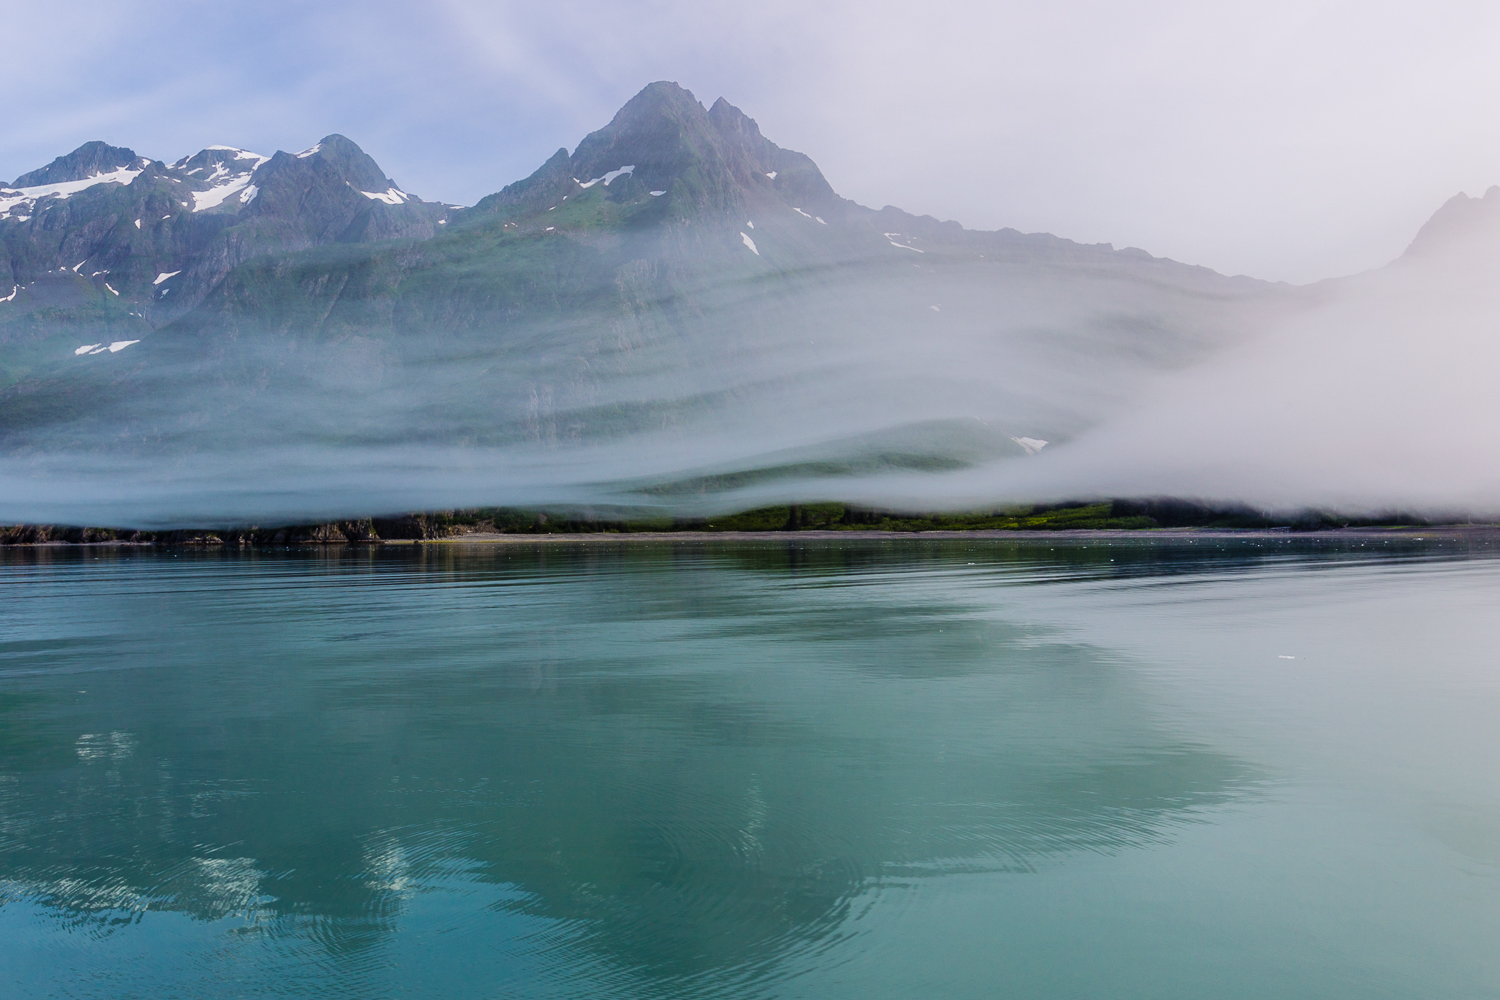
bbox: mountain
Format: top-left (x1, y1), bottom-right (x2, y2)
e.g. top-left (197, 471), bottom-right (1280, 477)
top-left (1402, 185), bottom-right (1500, 259)
top-left (0, 133), bottom-right (448, 346)
top-left (0, 82), bottom-right (1306, 526)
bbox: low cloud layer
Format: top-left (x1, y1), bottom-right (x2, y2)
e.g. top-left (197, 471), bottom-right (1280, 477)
top-left (3, 188), bottom-right (1497, 527)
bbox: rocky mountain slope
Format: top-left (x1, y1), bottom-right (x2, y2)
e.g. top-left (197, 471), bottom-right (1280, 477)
top-left (0, 135), bottom-right (449, 347)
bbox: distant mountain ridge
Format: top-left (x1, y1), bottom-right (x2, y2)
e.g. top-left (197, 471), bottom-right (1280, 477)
top-left (0, 133), bottom-right (448, 343)
top-left (1403, 184), bottom-right (1500, 258)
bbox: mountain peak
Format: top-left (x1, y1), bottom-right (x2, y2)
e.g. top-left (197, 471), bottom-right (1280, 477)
top-left (707, 97), bottom-right (762, 142)
top-left (11, 141), bottom-right (143, 187)
top-left (521, 81), bottom-right (836, 216)
top-left (569, 81), bottom-right (716, 189)
top-left (283, 134), bottom-right (397, 194)
top-left (608, 80), bottom-right (709, 126)
top-left (1404, 185), bottom-right (1500, 258)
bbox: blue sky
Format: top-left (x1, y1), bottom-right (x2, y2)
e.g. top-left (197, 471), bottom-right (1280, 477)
top-left (5, 0), bottom-right (1499, 283)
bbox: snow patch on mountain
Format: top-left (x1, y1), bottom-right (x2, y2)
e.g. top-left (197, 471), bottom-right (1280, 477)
top-left (1010, 436), bottom-right (1049, 455)
top-left (0, 166), bottom-right (144, 216)
top-left (575, 165), bottom-right (635, 189)
top-left (182, 149), bottom-right (270, 213)
top-left (740, 232), bottom-right (759, 255)
top-left (884, 233), bottom-right (924, 253)
top-left (361, 188), bottom-right (410, 205)
top-left (153, 271), bottom-right (180, 285)
top-left (193, 176), bottom-right (255, 211)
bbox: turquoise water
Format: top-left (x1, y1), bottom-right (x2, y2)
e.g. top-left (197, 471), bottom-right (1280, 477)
top-left (1, 539), bottom-right (1497, 998)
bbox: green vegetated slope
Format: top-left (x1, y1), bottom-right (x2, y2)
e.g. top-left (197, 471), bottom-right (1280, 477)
top-left (383, 498), bottom-right (1381, 536)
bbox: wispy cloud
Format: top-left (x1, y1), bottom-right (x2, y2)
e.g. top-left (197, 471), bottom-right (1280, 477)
top-left (6, 2), bottom-right (1499, 281)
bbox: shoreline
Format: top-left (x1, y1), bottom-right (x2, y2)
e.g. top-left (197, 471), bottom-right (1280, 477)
top-left (5, 525), bottom-right (1500, 548)
top-left (397, 525), bottom-right (1500, 544)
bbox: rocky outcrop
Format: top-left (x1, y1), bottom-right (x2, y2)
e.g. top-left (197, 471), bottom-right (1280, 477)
top-left (0, 134), bottom-right (449, 339)
top-left (0, 524), bottom-right (149, 544)
top-left (1, 518), bottom-right (383, 545)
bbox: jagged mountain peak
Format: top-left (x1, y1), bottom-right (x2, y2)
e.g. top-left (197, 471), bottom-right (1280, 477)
top-left (172, 145), bottom-right (270, 173)
top-left (707, 97), bottom-right (761, 141)
top-left (1403, 185), bottom-right (1500, 259)
top-left (277, 134), bottom-right (401, 195)
top-left (11, 141), bottom-right (147, 188)
top-left (480, 81), bottom-right (840, 218)
top-left (568, 81), bottom-right (724, 193)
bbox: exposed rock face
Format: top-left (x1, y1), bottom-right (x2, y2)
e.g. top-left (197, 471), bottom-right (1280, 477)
top-left (10, 142), bottom-right (145, 187)
top-left (0, 519), bottom-right (387, 545)
top-left (0, 524), bottom-right (147, 544)
top-left (0, 134), bottom-right (449, 337)
top-left (370, 514), bottom-right (453, 540)
top-left (0, 515), bottom-right (481, 544)
top-left (473, 82), bottom-right (842, 222)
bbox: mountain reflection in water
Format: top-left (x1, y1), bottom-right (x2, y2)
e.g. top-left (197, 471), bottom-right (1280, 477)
top-left (2, 538), bottom-right (1491, 998)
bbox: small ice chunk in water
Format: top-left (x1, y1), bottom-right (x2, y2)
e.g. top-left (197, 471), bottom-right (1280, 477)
top-left (740, 232), bottom-right (759, 255)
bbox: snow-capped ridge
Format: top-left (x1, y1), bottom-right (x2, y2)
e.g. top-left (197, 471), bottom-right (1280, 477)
top-left (0, 166), bottom-right (145, 217)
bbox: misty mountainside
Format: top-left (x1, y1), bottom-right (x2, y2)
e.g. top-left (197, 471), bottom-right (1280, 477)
top-left (1, 82), bottom-right (1307, 525)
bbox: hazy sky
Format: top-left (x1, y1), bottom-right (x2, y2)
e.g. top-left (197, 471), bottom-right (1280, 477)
top-left (4, 0), bottom-right (1498, 283)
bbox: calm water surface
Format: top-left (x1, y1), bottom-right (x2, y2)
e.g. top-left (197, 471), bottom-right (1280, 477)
top-left (1, 538), bottom-right (1497, 998)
